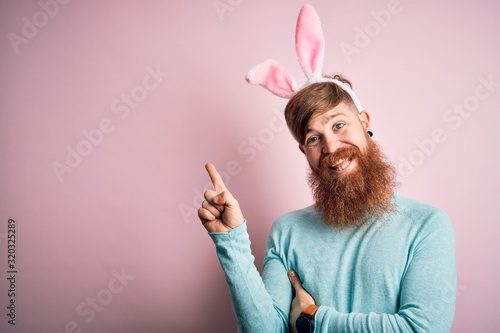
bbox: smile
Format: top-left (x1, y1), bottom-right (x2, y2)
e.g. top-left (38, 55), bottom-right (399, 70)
top-left (329, 158), bottom-right (351, 170)
top-left (328, 157), bottom-right (356, 174)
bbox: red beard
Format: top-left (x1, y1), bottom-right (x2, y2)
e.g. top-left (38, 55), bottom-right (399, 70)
top-left (308, 139), bottom-right (397, 228)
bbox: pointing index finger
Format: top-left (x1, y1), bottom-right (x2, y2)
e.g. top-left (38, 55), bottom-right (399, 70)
top-left (205, 163), bottom-right (227, 192)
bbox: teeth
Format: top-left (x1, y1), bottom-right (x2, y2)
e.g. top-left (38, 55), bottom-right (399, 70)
top-left (337, 159), bottom-right (351, 170)
top-left (330, 158), bottom-right (351, 171)
top-left (331, 158), bottom-right (346, 167)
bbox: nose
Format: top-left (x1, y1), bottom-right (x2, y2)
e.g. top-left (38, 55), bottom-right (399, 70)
top-left (321, 133), bottom-right (341, 155)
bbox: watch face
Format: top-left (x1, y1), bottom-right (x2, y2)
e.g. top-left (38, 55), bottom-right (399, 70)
top-left (296, 314), bottom-right (313, 333)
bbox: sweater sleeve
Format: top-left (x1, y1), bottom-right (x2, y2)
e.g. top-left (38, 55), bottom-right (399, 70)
top-left (209, 222), bottom-right (292, 333)
top-left (313, 210), bottom-right (457, 333)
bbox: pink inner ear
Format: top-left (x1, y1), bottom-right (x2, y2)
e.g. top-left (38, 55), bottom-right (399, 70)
top-left (295, 4), bottom-right (325, 79)
top-left (246, 59), bottom-right (296, 98)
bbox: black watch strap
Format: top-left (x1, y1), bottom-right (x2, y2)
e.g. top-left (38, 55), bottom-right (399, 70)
top-left (296, 305), bottom-right (319, 333)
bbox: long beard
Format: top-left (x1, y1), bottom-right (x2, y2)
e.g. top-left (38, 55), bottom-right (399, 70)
top-left (308, 140), bottom-right (397, 228)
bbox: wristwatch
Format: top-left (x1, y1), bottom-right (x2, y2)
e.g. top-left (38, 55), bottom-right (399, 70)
top-left (296, 304), bottom-right (319, 333)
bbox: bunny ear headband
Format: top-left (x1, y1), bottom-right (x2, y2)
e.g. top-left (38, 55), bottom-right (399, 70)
top-left (245, 4), bottom-right (363, 112)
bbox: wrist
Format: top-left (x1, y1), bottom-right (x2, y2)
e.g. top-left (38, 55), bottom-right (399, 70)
top-left (208, 220), bottom-right (247, 235)
top-left (303, 304), bottom-right (319, 315)
top-left (296, 304), bottom-right (319, 333)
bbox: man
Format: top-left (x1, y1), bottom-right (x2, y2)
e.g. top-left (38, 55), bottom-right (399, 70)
top-left (198, 5), bottom-right (456, 333)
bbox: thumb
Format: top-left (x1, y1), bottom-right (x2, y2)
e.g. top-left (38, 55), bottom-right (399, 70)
top-left (213, 190), bottom-right (232, 207)
top-left (288, 270), bottom-right (304, 291)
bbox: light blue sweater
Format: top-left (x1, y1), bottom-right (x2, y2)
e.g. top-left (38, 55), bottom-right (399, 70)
top-left (210, 193), bottom-right (456, 332)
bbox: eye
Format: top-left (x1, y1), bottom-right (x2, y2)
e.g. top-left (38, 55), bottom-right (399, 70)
top-left (334, 122), bottom-right (345, 131)
top-left (306, 136), bottom-right (320, 146)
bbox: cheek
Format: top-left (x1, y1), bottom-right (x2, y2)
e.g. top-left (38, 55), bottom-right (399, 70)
top-left (357, 134), bottom-right (369, 151)
top-left (346, 128), bottom-right (368, 149)
top-left (304, 150), bottom-right (321, 168)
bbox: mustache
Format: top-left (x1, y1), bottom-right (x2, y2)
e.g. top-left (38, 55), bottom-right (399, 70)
top-left (319, 146), bottom-right (361, 169)
top-left (308, 140), bottom-right (397, 227)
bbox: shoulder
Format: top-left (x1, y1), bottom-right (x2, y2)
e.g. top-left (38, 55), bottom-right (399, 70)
top-left (267, 205), bottom-right (322, 237)
top-left (272, 205), bottom-right (319, 228)
top-left (394, 193), bottom-right (453, 235)
top-left (265, 205), bottom-right (326, 252)
top-left (276, 205), bottom-right (318, 222)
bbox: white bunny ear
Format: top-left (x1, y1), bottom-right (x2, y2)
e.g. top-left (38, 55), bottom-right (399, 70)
top-left (295, 4), bottom-right (325, 80)
top-left (245, 59), bottom-right (298, 99)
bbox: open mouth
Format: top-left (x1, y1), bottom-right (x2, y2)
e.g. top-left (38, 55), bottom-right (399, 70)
top-left (328, 157), bottom-right (353, 172)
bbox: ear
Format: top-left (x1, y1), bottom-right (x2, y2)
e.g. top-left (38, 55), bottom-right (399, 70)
top-left (299, 144), bottom-right (306, 155)
top-left (359, 110), bottom-right (371, 131)
top-left (246, 59), bottom-right (298, 98)
top-left (295, 4), bottom-right (325, 79)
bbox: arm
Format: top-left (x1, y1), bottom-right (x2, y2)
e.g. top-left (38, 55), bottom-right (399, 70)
top-left (210, 223), bottom-right (291, 333)
top-left (289, 212), bottom-right (456, 333)
top-left (199, 163), bottom-right (291, 333)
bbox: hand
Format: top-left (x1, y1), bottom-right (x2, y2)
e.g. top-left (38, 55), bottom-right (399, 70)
top-left (288, 270), bottom-right (316, 333)
top-left (198, 163), bottom-right (244, 233)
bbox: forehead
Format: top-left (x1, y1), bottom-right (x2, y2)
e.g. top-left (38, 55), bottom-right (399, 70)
top-left (307, 102), bottom-right (359, 130)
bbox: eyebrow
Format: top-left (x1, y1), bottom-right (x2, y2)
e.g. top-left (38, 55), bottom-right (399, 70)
top-left (306, 112), bottom-right (350, 133)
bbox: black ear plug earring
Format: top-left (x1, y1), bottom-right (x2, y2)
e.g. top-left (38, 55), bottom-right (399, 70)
top-left (367, 130), bottom-right (373, 137)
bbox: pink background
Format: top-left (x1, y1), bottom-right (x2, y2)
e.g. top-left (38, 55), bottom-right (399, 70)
top-left (1, 0), bottom-right (499, 332)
